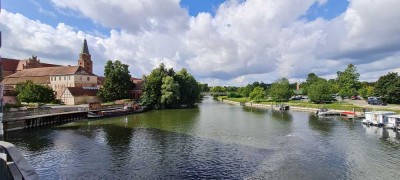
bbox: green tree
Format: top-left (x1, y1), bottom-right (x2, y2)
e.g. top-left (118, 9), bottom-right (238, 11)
top-left (98, 60), bottom-right (135, 102)
top-left (374, 72), bottom-right (400, 104)
top-left (308, 79), bottom-right (333, 103)
top-left (141, 63), bottom-right (169, 109)
top-left (175, 68), bottom-right (201, 107)
top-left (142, 64), bottom-right (201, 109)
top-left (358, 85), bottom-right (374, 100)
top-left (211, 86), bottom-right (226, 92)
top-left (249, 87), bottom-right (266, 102)
top-left (301, 73), bottom-right (324, 94)
top-left (16, 81), bottom-right (55, 103)
top-left (161, 76), bottom-right (180, 108)
top-left (199, 83), bottom-right (210, 92)
top-left (336, 64), bottom-right (360, 98)
top-left (268, 78), bottom-right (293, 102)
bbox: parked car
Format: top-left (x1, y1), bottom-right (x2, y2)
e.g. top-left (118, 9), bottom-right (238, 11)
top-left (351, 95), bottom-right (360, 100)
top-left (367, 97), bottom-right (386, 106)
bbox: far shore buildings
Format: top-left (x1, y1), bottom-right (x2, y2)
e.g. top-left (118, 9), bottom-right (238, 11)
top-left (0, 39), bottom-right (143, 105)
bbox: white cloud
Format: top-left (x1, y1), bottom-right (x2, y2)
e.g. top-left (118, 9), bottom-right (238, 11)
top-left (1, 0), bottom-right (400, 85)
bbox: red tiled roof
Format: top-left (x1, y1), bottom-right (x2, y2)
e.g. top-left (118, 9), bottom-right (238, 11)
top-left (65, 87), bottom-right (98, 97)
top-left (7, 66), bottom-right (95, 77)
top-left (0, 58), bottom-right (20, 71)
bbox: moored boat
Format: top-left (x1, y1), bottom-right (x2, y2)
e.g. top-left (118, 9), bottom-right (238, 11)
top-left (386, 115), bottom-right (400, 129)
top-left (88, 106), bottom-right (144, 119)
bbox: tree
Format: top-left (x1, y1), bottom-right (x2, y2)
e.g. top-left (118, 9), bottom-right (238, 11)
top-left (199, 83), bottom-right (210, 92)
top-left (161, 76), bottom-right (180, 108)
top-left (374, 72), bottom-right (400, 104)
top-left (268, 78), bottom-right (293, 102)
top-left (308, 79), bottom-right (333, 103)
top-left (174, 68), bottom-right (201, 107)
top-left (336, 64), bottom-right (360, 98)
top-left (141, 63), bottom-right (169, 109)
top-left (142, 64), bottom-right (201, 109)
top-left (16, 81), bottom-right (55, 103)
top-left (249, 87), bottom-right (266, 102)
top-left (358, 85), bottom-right (374, 100)
top-left (301, 73), bottom-right (324, 94)
top-left (98, 60), bottom-right (135, 102)
top-left (210, 86), bottom-right (226, 94)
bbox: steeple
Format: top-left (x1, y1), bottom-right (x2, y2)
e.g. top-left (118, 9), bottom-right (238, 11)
top-left (78, 38), bottom-right (93, 73)
top-left (81, 39), bottom-right (90, 55)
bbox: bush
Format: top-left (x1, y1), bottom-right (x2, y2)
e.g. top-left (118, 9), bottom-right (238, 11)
top-left (227, 92), bottom-right (242, 98)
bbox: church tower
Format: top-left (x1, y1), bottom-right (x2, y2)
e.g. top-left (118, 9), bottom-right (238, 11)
top-left (78, 39), bottom-right (93, 73)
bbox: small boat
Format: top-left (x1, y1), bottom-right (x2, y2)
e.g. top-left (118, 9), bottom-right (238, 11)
top-left (316, 108), bottom-right (340, 117)
top-left (88, 106), bottom-right (144, 119)
top-left (340, 111), bottom-right (357, 118)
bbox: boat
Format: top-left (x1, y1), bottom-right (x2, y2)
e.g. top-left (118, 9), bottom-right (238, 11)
top-left (87, 106), bottom-right (144, 119)
top-left (386, 114), bottom-right (400, 129)
top-left (361, 111), bottom-right (396, 126)
top-left (316, 108), bottom-right (341, 117)
top-left (340, 111), bottom-right (357, 118)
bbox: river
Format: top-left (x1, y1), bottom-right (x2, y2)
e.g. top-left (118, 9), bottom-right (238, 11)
top-left (4, 96), bottom-right (400, 179)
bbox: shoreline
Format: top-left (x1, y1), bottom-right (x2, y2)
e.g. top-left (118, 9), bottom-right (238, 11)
top-left (218, 98), bottom-right (365, 115)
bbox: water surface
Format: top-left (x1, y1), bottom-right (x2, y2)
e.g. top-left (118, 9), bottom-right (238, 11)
top-left (5, 96), bottom-right (400, 179)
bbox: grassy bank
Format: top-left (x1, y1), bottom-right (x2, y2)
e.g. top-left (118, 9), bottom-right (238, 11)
top-left (218, 96), bottom-right (400, 113)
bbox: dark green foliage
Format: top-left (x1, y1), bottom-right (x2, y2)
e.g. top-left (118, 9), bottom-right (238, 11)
top-left (98, 60), bottom-right (135, 102)
top-left (199, 83), bottom-right (210, 92)
top-left (211, 86), bottom-right (226, 93)
top-left (374, 72), bottom-right (400, 104)
top-left (15, 81), bottom-right (55, 103)
top-left (301, 73), bottom-right (324, 94)
top-left (141, 64), bottom-right (201, 109)
top-left (308, 79), bottom-right (334, 103)
top-left (227, 92), bottom-right (242, 98)
top-left (268, 78), bottom-right (293, 102)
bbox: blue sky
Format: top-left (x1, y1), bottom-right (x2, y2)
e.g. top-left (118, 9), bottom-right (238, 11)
top-left (2, 0), bottom-right (349, 35)
top-left (2, 0), bottom-right (399, 85)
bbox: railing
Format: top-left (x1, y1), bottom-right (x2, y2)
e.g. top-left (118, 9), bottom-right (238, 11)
top-left (0, 141), bottom-right (39, 180)
top-left (4, 107), bottom-right (89, 119)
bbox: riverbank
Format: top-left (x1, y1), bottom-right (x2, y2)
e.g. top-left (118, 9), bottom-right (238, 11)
top-left (216, 96), bottom-right (400, 114)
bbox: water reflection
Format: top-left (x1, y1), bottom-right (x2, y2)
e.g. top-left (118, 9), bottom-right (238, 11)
top-left (242, 106), bottom-right (267, 115)
top-left (308, 114), bottom-right (335, 136)
top-left (269, 110), bottom-right (293, 122)
top-left (363, 126), bottom-right (400, 145)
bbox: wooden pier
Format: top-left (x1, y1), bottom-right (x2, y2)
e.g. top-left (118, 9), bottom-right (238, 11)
top-left (2, 111), bottom-right (88, 132)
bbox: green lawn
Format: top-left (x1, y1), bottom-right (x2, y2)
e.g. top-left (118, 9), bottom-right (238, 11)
top-left (219, 96), bottom-right (400, 113)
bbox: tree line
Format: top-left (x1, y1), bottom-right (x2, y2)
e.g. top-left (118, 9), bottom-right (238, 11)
top-left (210, 64), bottom-right (400, 104)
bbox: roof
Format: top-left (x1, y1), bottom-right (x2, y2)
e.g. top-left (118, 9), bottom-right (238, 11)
top-left (2, 76), bottom-right (50, 85)
top-left (81, 39), bottom-right (90, 54)
top-left (131, 77), bottom-right (144, 90)
top-left (0, 58), bottom-right (20, 71)
top-left (65, 87), bottom-right (98, 97)
top-left (6, 66), bottom-right (95, 78)
top-left (0, 57), bottom-right (60, 72)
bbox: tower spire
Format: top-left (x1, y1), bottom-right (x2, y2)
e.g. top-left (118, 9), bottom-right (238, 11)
top-left (81, 39), bottom-right (90, 55)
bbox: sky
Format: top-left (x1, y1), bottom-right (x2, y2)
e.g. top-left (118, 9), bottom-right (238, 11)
top-left (1, 0), bottom-right (400, 86)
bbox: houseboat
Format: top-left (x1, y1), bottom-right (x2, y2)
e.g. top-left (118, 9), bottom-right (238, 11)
top-left (88, 105), bottom-right (144, 119)
top-left (386, 114), bottom-right (400, 129)
top-left (361, 111), bottom-right (396, 126)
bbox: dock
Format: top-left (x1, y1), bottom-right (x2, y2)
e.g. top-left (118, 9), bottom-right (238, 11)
top-left (2, 111), bottom-right (88, 132)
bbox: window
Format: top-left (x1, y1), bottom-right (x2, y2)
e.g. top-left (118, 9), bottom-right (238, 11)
top-left (87, 77), bottom-right (90, 81)
top-left (59, 76), bottom-right (61, 81)
top-left (69, 76), bottom-right (71, 80)
top-left (64, 76), bottom-right (66, 80)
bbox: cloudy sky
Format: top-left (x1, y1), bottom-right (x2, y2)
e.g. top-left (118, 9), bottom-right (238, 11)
top-left (1, 0), bottom-right (399, 86)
